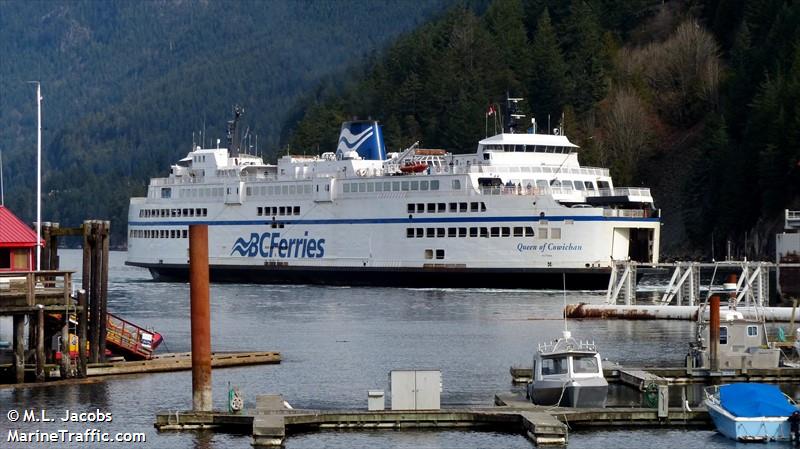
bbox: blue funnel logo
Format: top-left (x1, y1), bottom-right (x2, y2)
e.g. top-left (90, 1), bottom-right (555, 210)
top-left (336, 121), bottom-right (385, 160)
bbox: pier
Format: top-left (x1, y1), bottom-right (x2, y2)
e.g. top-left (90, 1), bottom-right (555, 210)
top-left (155, 391), bottom-right (711, 447)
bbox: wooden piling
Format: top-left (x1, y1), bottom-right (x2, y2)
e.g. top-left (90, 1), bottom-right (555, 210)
top-left (36, 306), bottom-right (45, 382)
top-left (60, 310), bottom-right (71, 379)
top-left (98, 221), bottom-right (109, 362)
top-left (90, 222), bottom-right (101, 363)
top-left (189, 224), bottom-right (212, 412)
top-left (13, 314), bottom-right (25, 383)
top-left (77, 289), bottom-right (88, 378)
top-left (709, 295), bottom-right (720, 371)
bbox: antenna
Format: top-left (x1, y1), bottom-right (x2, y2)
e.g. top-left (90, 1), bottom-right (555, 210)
top-left (563, 273), bottom-right (568, 333)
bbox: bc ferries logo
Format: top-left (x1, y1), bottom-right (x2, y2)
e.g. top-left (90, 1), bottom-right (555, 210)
top-left (336, 127), bottom-right (374, 154)
top-left (231, 232), bottom-right (325, 259)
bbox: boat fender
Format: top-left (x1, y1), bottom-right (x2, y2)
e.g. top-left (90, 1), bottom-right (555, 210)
top-left (356, 169), bottom-right (367, 177)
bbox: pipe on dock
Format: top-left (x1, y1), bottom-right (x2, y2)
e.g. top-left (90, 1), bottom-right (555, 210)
top-left (709, 295), bottom-right (720, 371)
top-left (189, 224), bottom-right (212, 412)
top-left (565, 303), bottom-right (800, 322)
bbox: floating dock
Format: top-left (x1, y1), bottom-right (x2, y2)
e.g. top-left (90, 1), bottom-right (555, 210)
top-left (155, 392), bottom-right (710, 447)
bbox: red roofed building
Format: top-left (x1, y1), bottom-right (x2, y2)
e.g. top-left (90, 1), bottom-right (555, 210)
top-left (0, 206), bottom-right (42, 272)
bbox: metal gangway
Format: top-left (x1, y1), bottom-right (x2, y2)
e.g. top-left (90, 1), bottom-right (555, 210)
top-left (605, 261), bottom-right (773, 308)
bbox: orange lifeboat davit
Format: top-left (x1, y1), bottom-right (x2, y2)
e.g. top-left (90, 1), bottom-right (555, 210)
top-left (399, 161), bottom-right (428, 173)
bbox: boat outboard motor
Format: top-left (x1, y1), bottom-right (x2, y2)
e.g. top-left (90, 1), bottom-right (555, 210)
top-left (336, 120), bottom-right (386, 161)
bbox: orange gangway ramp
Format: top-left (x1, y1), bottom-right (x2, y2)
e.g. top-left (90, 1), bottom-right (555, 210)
top-left (105, 312), bottom-right (164, 360)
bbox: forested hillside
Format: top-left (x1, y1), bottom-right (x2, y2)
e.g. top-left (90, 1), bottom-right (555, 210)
top-left (2, 0), bottom-right (798, 256)
top-left (0, 0), bottom-right (453, 243)
top-left (288, 0), bottom-right (800, 258)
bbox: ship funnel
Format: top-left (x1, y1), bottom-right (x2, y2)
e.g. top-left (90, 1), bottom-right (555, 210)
top-left (335, 120), bottom-right (386, 161)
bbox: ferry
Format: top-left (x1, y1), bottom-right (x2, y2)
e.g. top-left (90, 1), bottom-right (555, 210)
top-left (126, 100), bottom-right (660, 288)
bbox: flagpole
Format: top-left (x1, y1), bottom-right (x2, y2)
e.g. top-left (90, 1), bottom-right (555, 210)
top-left (27, 81), bottom-right (42, 271)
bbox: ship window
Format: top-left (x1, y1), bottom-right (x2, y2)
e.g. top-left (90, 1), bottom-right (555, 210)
top-left (161, 188), bottom-right (172, 199)
top-left (481, 202), bottom-right (486, 212)
top-left (514, 227), bottom-right (523, 237)
top-left (502, 227), bottom-right (510, 237)
top-left (539, 228), bottom-right (548, 239)
top-left (420, 180), bottom-right (429, 190)
top-left (407, 228), bottom-right (414, 238)
top-left (182, 230), bottom-right (187, 238)
top-left (541, 356), bottom-right (568, 375)
top-left (257, 207), bottom-right (263, 216)
top-left (416, 228), bottom-right (424, 238)
top-left (452, 179), bottom-right (461, 190)
top-left (416, 203), bottom-right (424, 212)
top-left (182, 208), bottom-right (188, 216)
top-left (551, 180), bottom-right (561, 188)
top-left (448, 228), bottom-right (457, 237)
top-left (305, 185), bottom-right (312, 194)
top-left (574, 181), bottom-right (585, 191)
top-left (597, 181), bottom-right (610, 190)
top-left (458, 227), bottom-right (466, 237)
top-left (325, 185), bottom-right (330, 191)
top-left (272, 207), bottom-right (278, 216)
top-left (747, 325), bottom-right (758, 337)
top-left (436, 249), bottom-right (444, 260)
top-left (293, 206), bottom-right (300, 215)
top-left (490, 227), bottom-right (500, 237)
top-left (449, 202), bottom-right (457, 212)
top-left (431, 180), bottom-right (439, 190)
top-left (573, 356), bottom-right (600, 374)
top-left (720, 326), bottom-right (728, 345)
top-left (343, 184), bottom-right (350, 193)
top-left (480, 227), bottom-right (488, 238)
top-left (470, 202), bottom-right (479, 212)
top-left (384, 181), bottom-right (391, 191)
top-left (282, 185), bottom-right (289, 194)
top-left (268, 186), bottom-right (275, 195)
top-left (279, 207), bottom-right (286, 215)
top-left (469, 227), bottom-right (478, 237)
top-left (356, 183), bottom-right (364, 193)
top-left (437, 203), bottom-right (446, 212)
top-left (246, 187), bottom-right (252, 196)
top-left (584, 181), bottom-right (594, 190)
top-left (375, 182), bottom-right (383, 192)
top-left (437, 228), bottom-right (445, 238)
top-left (427, 203), bottom-right (436, 213)
top-left (170, 230), bottom-right (176, 239)
top-left (424, 249), bottom-right (433, 259)
top-left (401, 181), bottom-right (409, 191)
top-left (392, 181), bottom-right (400, 191)
top-left (203, 208), bottom-right (208, 216)
top-left (408, 204), bottom-right (415, 213)
top-left (290, 185), bottom-right (296, 194)
top-left (411, 181), bottom-right (419, 191)
top-left (459, 202), bottom-right (467, 212)
top-left (551, 228), bottom-right (561, 239)
top-left (367, 183), bottom-right (374, 193)
top-left (426, 228), bottom-right (435, 238)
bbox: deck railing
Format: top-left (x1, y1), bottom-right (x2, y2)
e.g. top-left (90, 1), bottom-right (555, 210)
top-left (0, 271), bottom-right (73, 308)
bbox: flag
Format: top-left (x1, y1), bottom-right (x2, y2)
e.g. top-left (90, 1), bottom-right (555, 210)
top-left (487, 104), bottom-right (496, 116)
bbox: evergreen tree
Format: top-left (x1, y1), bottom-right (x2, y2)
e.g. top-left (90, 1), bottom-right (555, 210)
top-left (562, 1), bottom-right (607, 115)
top-left (484, 0), bottom-right (530, 93)
top-left (527, 9), bottom-right (569, 127)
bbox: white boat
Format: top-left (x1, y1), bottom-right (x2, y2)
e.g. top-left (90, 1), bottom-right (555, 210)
top-left (705, 383), bottom-right (798, 442)
top-left (126, 98), bottom-right (661, 288)
top-left (526, 330), bottom-right (608, 408)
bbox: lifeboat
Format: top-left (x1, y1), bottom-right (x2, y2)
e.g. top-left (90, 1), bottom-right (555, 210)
top-left (399, 161), bottom-right (428, 173)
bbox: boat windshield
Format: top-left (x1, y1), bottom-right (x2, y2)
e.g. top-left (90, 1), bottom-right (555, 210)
top-left (573, 355), bottom-right (600, 374)
top-left (541, 356), bottom-right (568, 375)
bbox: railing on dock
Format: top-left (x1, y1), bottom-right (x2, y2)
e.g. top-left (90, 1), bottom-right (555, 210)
top-left (0, 271), bottom-right (72, 308)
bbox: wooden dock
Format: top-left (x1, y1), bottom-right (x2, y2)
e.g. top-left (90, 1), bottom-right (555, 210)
top-left (156, 390), bottom-right (711, 447)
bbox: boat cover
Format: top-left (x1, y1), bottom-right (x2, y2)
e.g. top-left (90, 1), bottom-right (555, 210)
top-left (720, 384), bottom-right (798, 418)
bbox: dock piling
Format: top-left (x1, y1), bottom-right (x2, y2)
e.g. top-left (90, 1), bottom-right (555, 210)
top-left (710, 295), bottom-right (720, 371)
top-left (77, 289), bottom-right (88, 378)
top-left (189, 224), bottom-right (212, 412)
top-left (13, 314), bottom-right (25, 383)
top-left (36, 305), bottom-right (45, 382)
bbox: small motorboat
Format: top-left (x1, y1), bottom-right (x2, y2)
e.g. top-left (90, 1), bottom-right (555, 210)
top-left (526, 330), bottom-right (608, 408)
top-left (705, 383), bottom-right (799, 442)
top-left (399, 161), bottom-right (428, 173)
